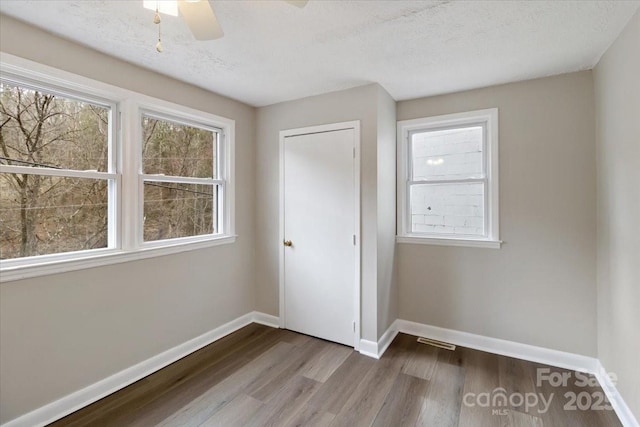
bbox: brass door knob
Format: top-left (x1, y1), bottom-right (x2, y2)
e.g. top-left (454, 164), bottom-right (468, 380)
top-left (283, 240), bottom-right (293, 247)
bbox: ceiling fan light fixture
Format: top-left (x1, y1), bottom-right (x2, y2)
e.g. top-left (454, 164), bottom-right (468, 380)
top-left (143, 0), bottom-right (304, 50)
top-left (284, 0), bottom-right (309, 8)
top-left (143, 0), bottom-right (178, 17)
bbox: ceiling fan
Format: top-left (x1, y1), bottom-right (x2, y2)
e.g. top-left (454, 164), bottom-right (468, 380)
top-left (143, 0), bottom-right (308, 51)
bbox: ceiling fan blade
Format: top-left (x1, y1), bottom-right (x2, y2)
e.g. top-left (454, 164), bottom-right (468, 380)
top-left (177, 0), bottom-right (223, 41)
top-left (284, 0), bottom-right (309, 8)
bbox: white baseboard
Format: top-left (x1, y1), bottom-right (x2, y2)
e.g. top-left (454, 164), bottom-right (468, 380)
top-left (595, 361), bottom-right (639, 427)
top-left (358, 339), bottom-right (379, 358)
top-left (361, 319), bottom-right (598, 373)
top-left (358, 320), bottom-right (400, 359)
top-left (378, 320), bottom-right (400, 356)
top-left (251, 311), bottom-right (280, 328)
top-left (394, 319), bottom-right (637, 427)
top-left (396, 319), bottom-right (599, 373)
top-left (2, 311), bottom-right (279, 427)
top-left (7, 314), bottom-right (636, 427)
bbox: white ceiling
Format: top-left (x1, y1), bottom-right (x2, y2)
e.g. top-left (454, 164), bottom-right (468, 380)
top-left (1, 1), bottom-right (638, 107)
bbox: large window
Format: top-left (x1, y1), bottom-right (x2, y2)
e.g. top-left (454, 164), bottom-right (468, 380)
top-left (397, 109), bottom-right (500, 248)
top-left (0, 58), bottom-right (235, 280)
top-left (0, 81), bottom-right (116, 260)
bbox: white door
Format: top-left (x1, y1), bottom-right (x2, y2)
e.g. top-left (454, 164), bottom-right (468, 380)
top-left (282, 127), bottom-right (357, 347)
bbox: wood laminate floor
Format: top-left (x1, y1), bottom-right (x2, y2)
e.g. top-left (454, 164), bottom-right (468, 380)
top-left (50, 324), bottom-right (622, 427)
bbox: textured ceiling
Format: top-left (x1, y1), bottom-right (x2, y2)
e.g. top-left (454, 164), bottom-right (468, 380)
top-left (1, 1), bottom-right (638, 107)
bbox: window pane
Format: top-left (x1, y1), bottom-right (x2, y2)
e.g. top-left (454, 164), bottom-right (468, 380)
top-left (411, 126), bottom-right (483, 180)
top-left (0, 83), bottom-right (109, 172)
top-left (142, 115), bottom-right (216, 178)
top-left (143, 181), bottom-right (216, 241)
top-left (0, 174), bottom-right (108, 259)
top-left (410, 182), bottom-right (484, 236)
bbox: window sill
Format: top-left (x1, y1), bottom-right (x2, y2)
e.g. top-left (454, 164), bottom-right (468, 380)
top-left (0, 235), bottom-right (237, 283)
top-left (396, 235), bottom-right (502, 249)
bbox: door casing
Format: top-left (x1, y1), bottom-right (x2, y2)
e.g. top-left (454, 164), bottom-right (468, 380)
top-left (278, 120), bottom-right (361, 350)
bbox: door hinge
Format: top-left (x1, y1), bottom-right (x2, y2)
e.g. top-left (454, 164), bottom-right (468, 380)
top-left (353, 321), bottom-right (356, 332)
top-left (353, 235), bottom-right (356, 245)
top-left (353, 147), bottom-right (356, 158)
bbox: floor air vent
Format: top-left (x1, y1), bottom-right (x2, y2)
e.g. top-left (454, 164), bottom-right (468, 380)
top-left (416, 337), bottom-right (456, 351)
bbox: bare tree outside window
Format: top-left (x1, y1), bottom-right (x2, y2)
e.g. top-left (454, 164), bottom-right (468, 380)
top-left (1, 83), bottom-right (223, 262)
top-left (0, 83), bottom-right (109, 260)
top-left (141, 115), bottom-right (218, 242)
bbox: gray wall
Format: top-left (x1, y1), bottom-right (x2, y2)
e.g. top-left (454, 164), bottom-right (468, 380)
top-left (255, 84), bottom-right (382, 341)
top-left (2, 7), bottom-right (635, 425)
top-left (376, 86), bottom-right (398, 336)
top-left (594, 10), bottom-right (640, 420)
top-left (396, 71), bottom-right (598, 356)
top-left (0, 16), bottom-right (256, 424)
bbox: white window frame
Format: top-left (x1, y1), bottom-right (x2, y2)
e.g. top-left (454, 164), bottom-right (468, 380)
top-left (137, 109), bottom-right (226, 248)
top-left (0, 76), bottom-right (120, 259)
top-left (396, 108), bottom-right (501, 249)
top-left (0, 53), bottom-right (236, 282)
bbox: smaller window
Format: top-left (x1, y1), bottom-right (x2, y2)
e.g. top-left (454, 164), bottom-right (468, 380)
top-left (397, 108), bottom-right (500, 248)
top-left (140, 112), bottom-right (224, 244)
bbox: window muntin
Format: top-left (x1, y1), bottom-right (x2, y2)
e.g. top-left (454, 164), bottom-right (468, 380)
top-left (398, 109), bottom-right (499, 245)
top-left (140, 112), bottom-right (223, 243)
top-left (0, 81), bottom-right (116, 261)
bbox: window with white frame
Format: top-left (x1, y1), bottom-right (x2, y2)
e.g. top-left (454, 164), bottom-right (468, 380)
top-left (0, 80), bottom-right (117, 260)
top-left (140, 112), bottom-right (223, 243)
top-left (0, 58), bottom-right (235, 279)
top-left (397, 108), bottom-right (500, 248)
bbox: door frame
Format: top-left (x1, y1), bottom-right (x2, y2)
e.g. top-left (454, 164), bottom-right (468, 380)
top-left (279, 120), bottom-right (361, 350)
